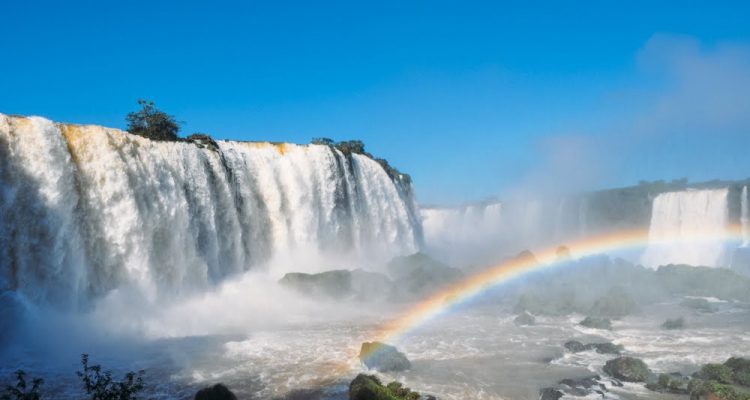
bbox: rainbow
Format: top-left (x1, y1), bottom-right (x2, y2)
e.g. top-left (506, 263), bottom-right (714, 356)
top-left (364, 224), bottom-right (745, 351)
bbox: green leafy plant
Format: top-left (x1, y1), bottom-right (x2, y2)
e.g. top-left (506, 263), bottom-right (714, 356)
top-left (76, 354), bottom-right (145, 400)
top-left (126, 99), bottom-right (180, 141)
top-left (1, 370), bottom-right (43, 400)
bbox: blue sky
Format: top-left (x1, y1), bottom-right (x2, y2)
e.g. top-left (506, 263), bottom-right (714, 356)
top-left (2, 1), bottom-right (749, 204)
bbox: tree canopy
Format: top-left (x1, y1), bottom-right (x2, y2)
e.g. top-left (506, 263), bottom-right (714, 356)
top-left (125, 99), bottom-right (180, 141)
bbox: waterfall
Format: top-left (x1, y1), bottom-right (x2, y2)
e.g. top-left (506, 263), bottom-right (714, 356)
top-left (0, 115), bottom-right (421, 308)
top-left (641, 189), bottom-right (730, 268)
top-left (742, 186), bottom-right (749, 247)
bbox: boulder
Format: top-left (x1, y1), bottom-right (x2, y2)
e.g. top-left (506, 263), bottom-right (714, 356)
top-left (564, 340), bottom-right (622, 354)
top-left (194, 384), bottom-right (237, 400)
top-left (359, 342), bottom-right (411, 372)
top-left (681, 298), bottom-right (718, 313)
top-left (514, 311), bottom-right (536, 326)
top-left (349, 374), bottom-right (423, 400)
top-left (662, 317), bottom-right (685, 330)
top-left (186, 133), bottom-right (220, 152)
top-left (603, 357), bottom-right (651, 382)
top-left (539, 387), bottom-right (564, 400)
top-left (279, 270), bottom-right (353, 299)
top-left (646, 373), bottom-right (688, 395)
top-left (350, 269), bottom-right (394, 302)
top-left (564, 340), bottom-right (586, 353)
top-left (579, 316), bottom-right (612, 330)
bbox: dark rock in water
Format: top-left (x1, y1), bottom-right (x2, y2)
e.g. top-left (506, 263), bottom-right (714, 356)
top-left (279, 270), bottom-right (353, 299)
top-left (645, 373), bottom-right (688, 395)
top-left (194, 384), bottom-right (237, 400)
top-left (387, 252), bottom-right (463, 300)
top-left (603, 357), bottom-right (651, 382)
top-left (349, 374), bottom-right (424, 400)
top-left (359, 342), bottom-right (411, 372)
top-left (539, 387), bottom-right (564, 400)
top-left (579, 316), bottom-right (612, 330)
top-left (564, 340), bottom-right (586, 353)
top-left (609, 379), bottom-right (624, 387)
top-left (681, 298), bottom-right (718, 313)
top-left (186, 133), bottom-right (220, 151)
top-left (588, 342), bottom-right (624, 355)
top-left (588, 286), bottom-right (638, 318)
top-left (514, 311), bottom-right (536, 326)
top-left (662, 317), bottom-right (686, 330)
top-left (564, 340), bottom-right (622, 354)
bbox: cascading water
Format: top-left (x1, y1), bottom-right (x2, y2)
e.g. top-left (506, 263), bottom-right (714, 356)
top-left (641, 189), bottom-right (730, 268)
top-left (0, 115), bottom-right (421, 308)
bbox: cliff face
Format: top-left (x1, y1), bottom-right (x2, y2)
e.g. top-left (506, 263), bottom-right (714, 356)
top-left (0, 115), bottom-right (422, 307)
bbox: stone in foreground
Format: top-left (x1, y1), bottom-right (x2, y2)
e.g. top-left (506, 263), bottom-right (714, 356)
top-left (359, 342), bottom-right (411, 372)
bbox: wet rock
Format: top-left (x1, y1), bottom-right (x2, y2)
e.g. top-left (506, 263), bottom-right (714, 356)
top-left (279, 270), bottom-right (353, 299)
top-left (603, 357), bottom-right (651, 382)
top-left (514, 311), bottom-right (536, 326)
top-left (579, 316), bottom-right (612, 330)
top-left (349, 374), bottom-right (423, 400)
top-left (194, 384), bottom-right (238, 400)
top-left (662, 317), bottom-right (686, 330)
top-left (186, 133), bottom-right (220, 151)
top-left (681, 298), bottom-right (718, 313)
top-left (564, 340), bottom-right (586, 353)
top-left (359, 342), bottom-right (411, 372)
top-left (645, 373), bottom-right (688, 395)
top-left (539, 387), bottom-right (564, 400)
top-left (587, 342), bottom-right (623, 355)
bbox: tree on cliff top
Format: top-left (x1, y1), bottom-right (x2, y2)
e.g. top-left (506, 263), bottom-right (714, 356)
top-left (126, 99), bottom-right (180, 141)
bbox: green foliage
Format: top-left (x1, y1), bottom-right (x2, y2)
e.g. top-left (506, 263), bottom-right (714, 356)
top-left (311, 137), bottom-right (334, 146)
top-left (725, 358), bottom-right (750, 387)
top-left (76, 354), bottom-right (145, 400)
top-left (699, 364), bottom-right (735, 384)
top-left (349, 374), bottom-right (424, 400)
top-left (1, 370), bottom-right (43, 400)
top-left (126, 99), bottom-right (180, 141)
top-left (689, 380), bottom-right (750, 400)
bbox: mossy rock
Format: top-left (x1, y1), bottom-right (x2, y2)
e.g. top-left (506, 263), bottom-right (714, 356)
top-left (697, 364), bottom-right (735, 384)
top-left (603, 357), bottom-right (651, 382)
top-left (725, 357), bottom-right (750, 387)
top-left (349, 374), bottom-right (425, 400)
top-left (688, 379), bottom-right (750, 400)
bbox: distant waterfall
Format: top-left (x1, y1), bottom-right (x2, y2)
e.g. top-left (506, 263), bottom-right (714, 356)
top-left (742, 186), bottom-right (749, 247)
top-left (641, 189), bottom-right (730, 268)
top-left (0, 115), bottom-right (421, 307)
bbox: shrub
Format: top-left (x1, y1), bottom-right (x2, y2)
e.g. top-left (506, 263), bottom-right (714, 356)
top-left (76, 354), bottom-right (145, 400)
top-left (699, 364), bottom-right (734, 384)
top-left (1, 370), bottom-right (43, 400)
top-left (126, 99), bottom-right (180, 141)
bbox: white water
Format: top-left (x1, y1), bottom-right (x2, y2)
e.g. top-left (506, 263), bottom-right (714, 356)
top-left (641, 189), bottom-right (730, 268)
top-left (0, 115), bottom-right (420, 308)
